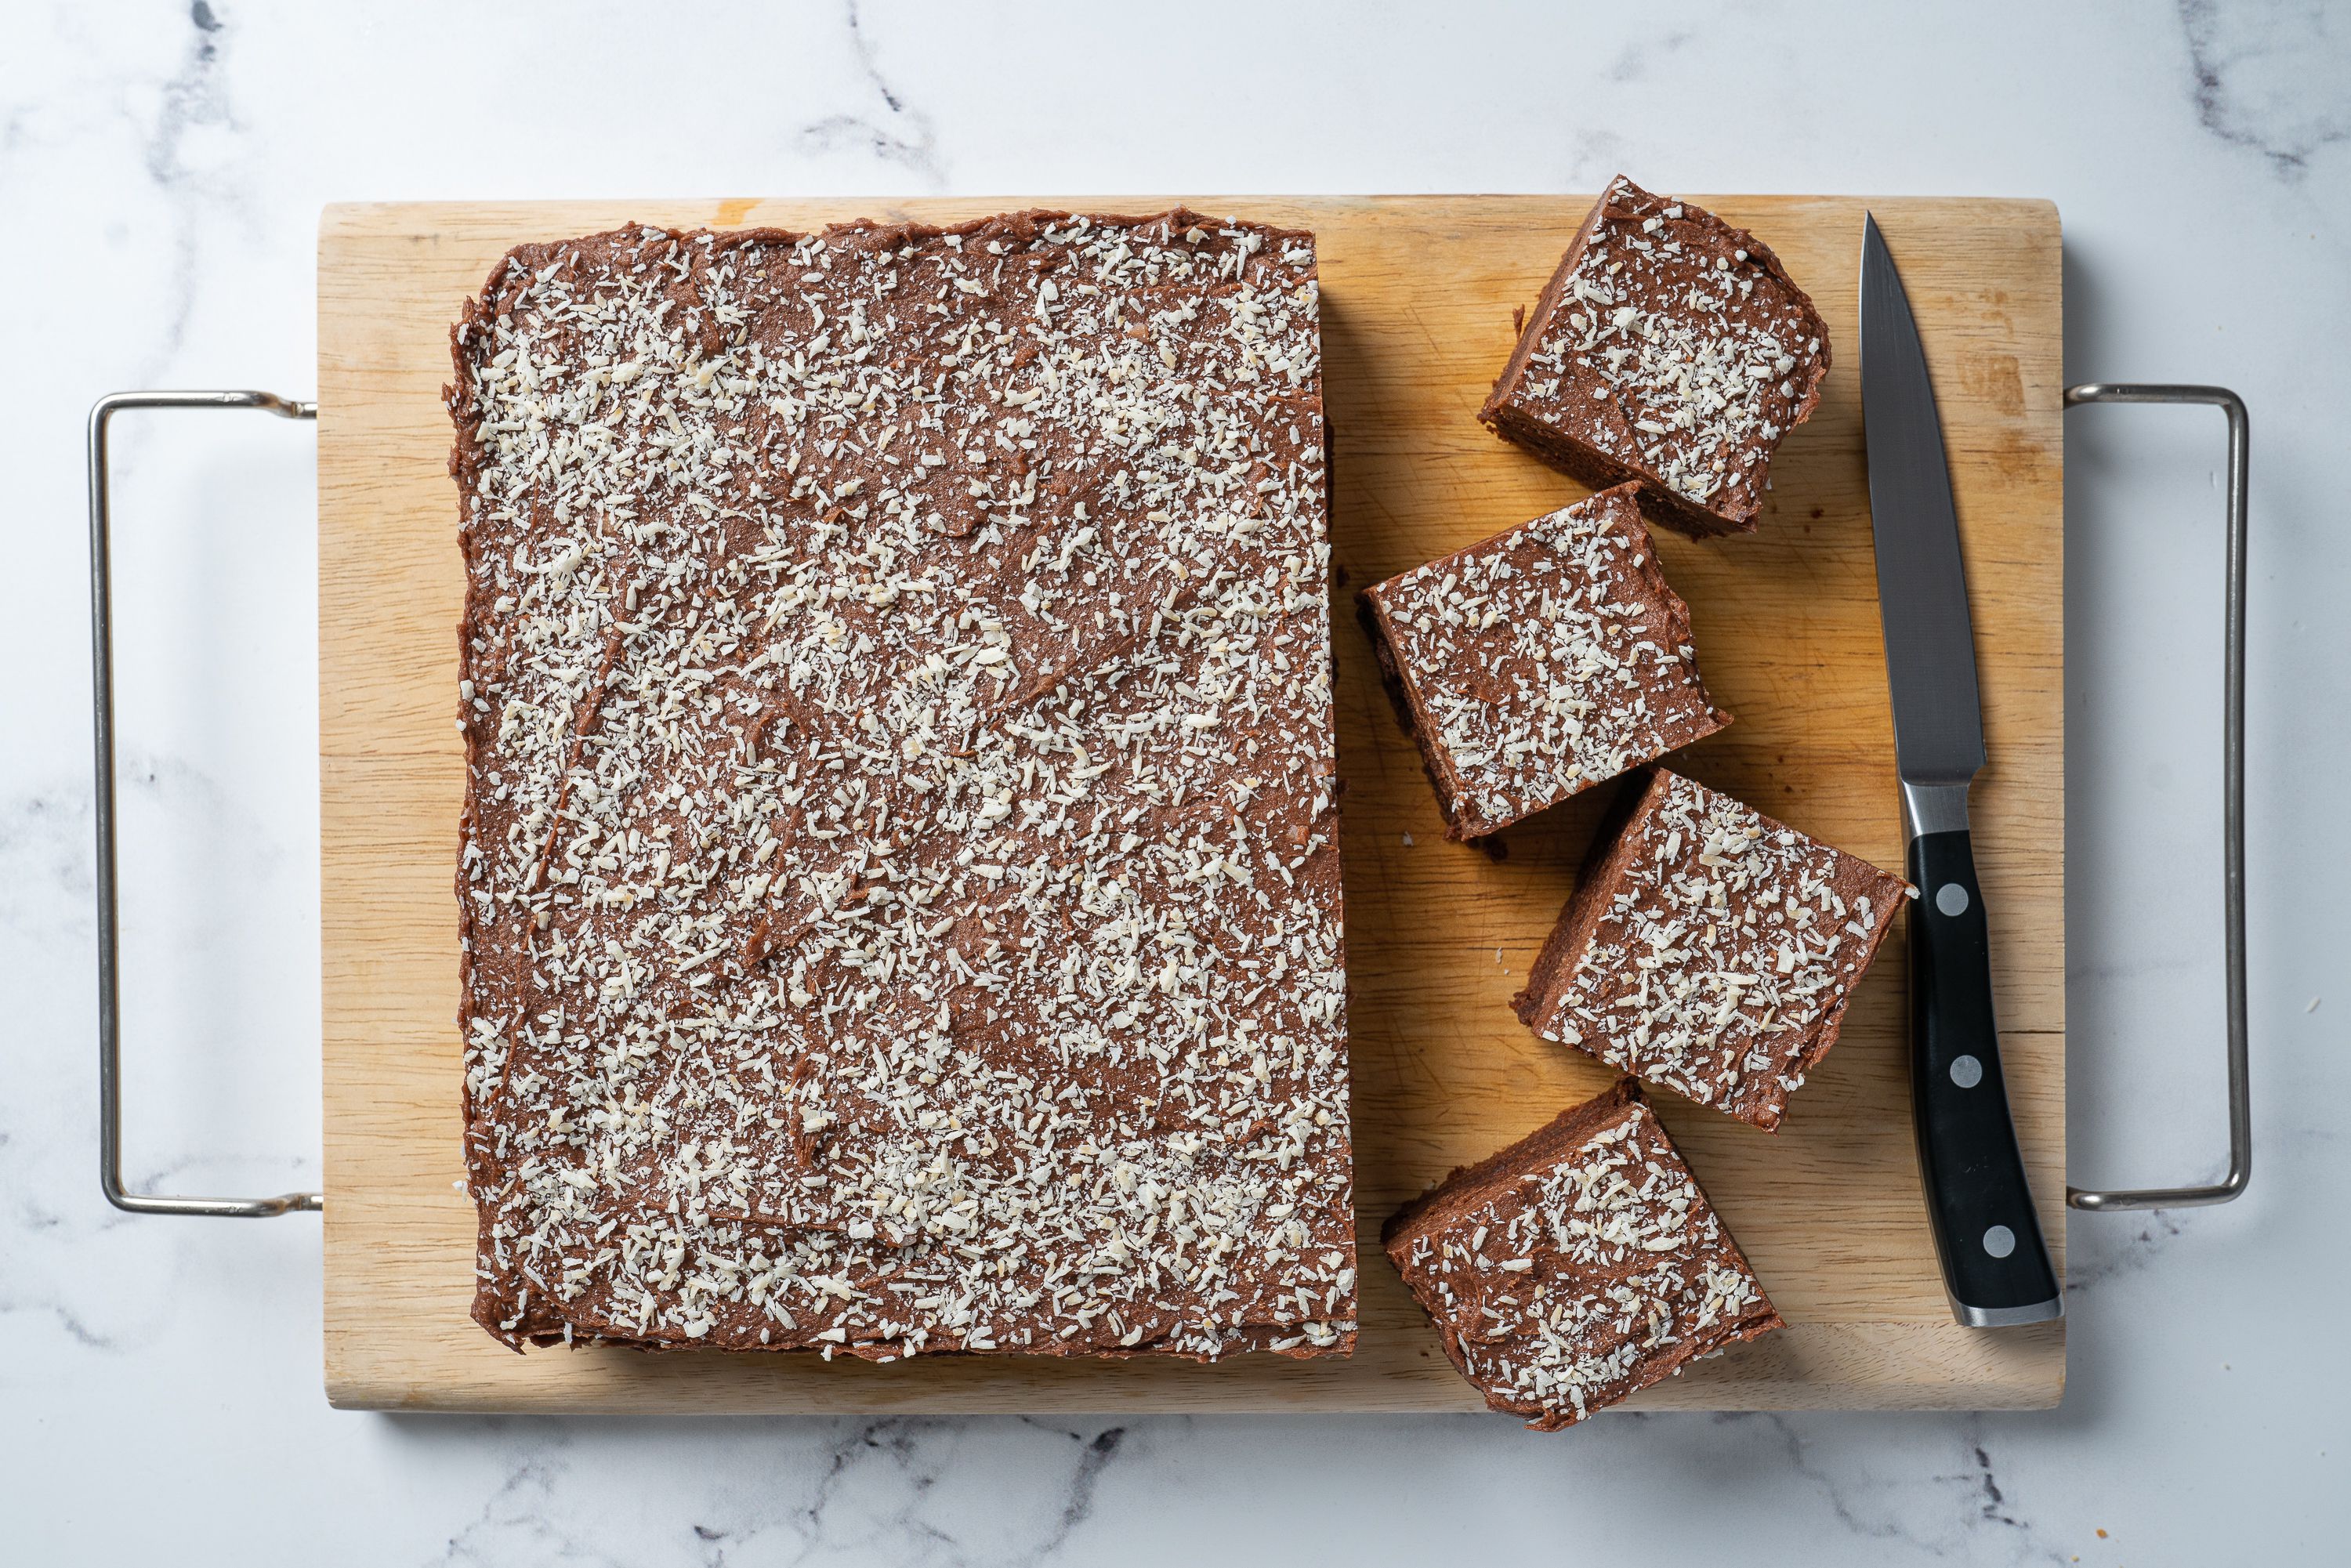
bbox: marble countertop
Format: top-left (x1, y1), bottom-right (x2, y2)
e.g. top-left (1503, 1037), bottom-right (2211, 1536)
top-left (4, 1), bottom-right (2342, 1561)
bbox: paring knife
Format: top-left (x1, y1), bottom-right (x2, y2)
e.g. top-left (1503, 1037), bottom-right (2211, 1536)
top-left (1860, 214), bottom-right (2062, 1327)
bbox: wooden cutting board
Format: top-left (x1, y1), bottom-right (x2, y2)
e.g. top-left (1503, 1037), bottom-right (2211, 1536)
top-left (318, 195), bottom-right (2063, 1413)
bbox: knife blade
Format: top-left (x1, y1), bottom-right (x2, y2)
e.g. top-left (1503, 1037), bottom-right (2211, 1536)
top-left (1860, 213), bottom-right (2062, 1328)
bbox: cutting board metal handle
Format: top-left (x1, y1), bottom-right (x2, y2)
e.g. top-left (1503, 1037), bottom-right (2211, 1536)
top-left (85, 389), bottom-right (324, 1219)
top-left (2061, 382), bottom-right (2251, 1213)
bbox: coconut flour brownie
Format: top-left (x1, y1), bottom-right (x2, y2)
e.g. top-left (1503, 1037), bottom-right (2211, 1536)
top-left (1383, 1078), bottom-right (1781, 1429)
top-left (1480, 176), bottom-right (1831, 538)
top-left (1512, 768), bottom-right (1911, 1132)
top-left (448, 210), bottom-right (1355, 1360)
top-left (1357, 482), bottom-right (1730, 841)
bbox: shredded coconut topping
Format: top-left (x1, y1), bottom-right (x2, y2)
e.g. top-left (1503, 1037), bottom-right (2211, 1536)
top-left (448, 210), bottom-right (1353, 1361)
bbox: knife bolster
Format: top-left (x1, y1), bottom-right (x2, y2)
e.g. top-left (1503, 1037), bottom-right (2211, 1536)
top-left (1900, 777), bottom-right (1973, 842)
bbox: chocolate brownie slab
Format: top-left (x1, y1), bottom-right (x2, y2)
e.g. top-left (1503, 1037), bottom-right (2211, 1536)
top-left (449, 210), bottom-right (1354, 1360)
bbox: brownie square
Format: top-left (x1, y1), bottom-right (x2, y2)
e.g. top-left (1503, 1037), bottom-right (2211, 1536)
top-left (1382, 1078), bottom-right (1781, 1430)
top-left (1513, 768), bottom-right (1912, 1132)
top-left (1357, 481), bottom-right (1730, 841)
top-left (1480, 176), bottom-right (1831, 539)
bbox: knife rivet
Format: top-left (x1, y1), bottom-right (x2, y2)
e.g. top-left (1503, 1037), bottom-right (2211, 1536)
top-left (1982, 1224), bottom-right (2016, 1259)
top-left (1935, 882), bottom-right (1970, 917)
top-left (1950, 1053), bottom-right (1983, 1088)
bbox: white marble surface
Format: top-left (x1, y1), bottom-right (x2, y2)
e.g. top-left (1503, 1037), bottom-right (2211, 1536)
top-left (3, 1), bottom-right (2344, 1560)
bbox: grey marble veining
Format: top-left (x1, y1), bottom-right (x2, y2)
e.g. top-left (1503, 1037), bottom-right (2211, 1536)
top-left (799, 0), bottom-right (946, 186)
top-left (2180, 0), bottom-right (2350, 179)
top-left (2, 1), bottom-right (2344, 1563)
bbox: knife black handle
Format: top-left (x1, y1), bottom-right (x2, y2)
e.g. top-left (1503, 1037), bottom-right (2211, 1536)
top-left (1907, 829), bottom-right (2062, 1325)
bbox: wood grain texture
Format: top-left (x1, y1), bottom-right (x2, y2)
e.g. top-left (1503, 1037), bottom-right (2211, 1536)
top-left (318, 195), bottom-right (2064, 1413)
